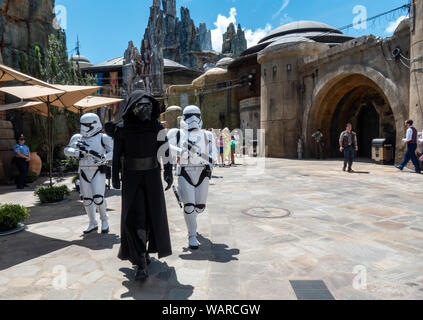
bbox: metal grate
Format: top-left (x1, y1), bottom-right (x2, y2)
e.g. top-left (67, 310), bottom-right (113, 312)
top-left (290, 280), bottom-right (335, 300)
top-left (241, 207), bottom-right (291, 219)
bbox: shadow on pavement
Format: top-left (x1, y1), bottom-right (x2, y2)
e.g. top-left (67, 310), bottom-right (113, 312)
top-left (25, 192), bottom-right (86, 225)
top-left (0, 231), bottom-right (120, 271)
top-left (179, 234), bottom-right (239, 263)
top-left (120, 259), bottom-right (194, 300)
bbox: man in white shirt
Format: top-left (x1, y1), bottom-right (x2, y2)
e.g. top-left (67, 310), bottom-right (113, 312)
top-left (396, 120), bottom-right (421, 173)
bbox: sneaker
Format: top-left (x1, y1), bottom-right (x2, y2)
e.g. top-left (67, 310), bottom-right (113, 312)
top-left (396, 165), bottom-right (404, 171)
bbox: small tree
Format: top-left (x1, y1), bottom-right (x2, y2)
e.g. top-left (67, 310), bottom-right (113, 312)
top-left (27, 30), bottom-right (96, 164)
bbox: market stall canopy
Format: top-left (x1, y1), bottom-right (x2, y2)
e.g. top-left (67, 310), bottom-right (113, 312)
top-left (0, 101), bottom-right (48, 117)
top-left (0, 64), bottom-right (54, 88)
top-left (50, 85), bottom-right (101, 109)
top-left (70, 96), bottom-right (124, 114)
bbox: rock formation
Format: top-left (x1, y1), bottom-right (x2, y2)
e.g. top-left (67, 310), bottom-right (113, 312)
top-left (140, 0), bottom-right (165, 96)
top-left (0, 0), bottom-right (56, 70)
top-left (222, 23), bottom-right (247, 57)
top-left (122, 41), bottom-right (144, 98)
top-left (198, 23), bottom-right (213, 52)
top-left (141, 0), bottom-right (214, 73)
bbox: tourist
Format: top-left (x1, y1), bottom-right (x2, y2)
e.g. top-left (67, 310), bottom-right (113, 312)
top-left (312, 129), bottom-right (324, 159)
top-left (218, 133), bottom-right (225, 167)
top-left (230, 136), bottom-right (236, 166)
top-left (12, 134), bottom-right (30, 190)
top-left (339, 123), bottom-right (358, 172)
top-left (396, 120), bottom-right (421, 173)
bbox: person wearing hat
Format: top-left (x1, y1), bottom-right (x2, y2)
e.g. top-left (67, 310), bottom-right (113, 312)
top-left (13, 134), bottom-right (31, 189)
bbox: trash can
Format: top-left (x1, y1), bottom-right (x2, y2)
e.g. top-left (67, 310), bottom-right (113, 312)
top-left (372, 138), bottom-right (393, 164)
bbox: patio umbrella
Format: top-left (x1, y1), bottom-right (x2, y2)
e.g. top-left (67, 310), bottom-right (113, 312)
top-left (0, 64), bottom-right (55, 88)
top-left (0, 85), bottom-right (101, 186)
top-left (0, 85), bottom-right (67, 185)
top-left (49, 85), bottom-right (102, 110)
top-left (70, 96), bottom-right (124, 115)
top-left (0, 101), bottom-right (48, 117)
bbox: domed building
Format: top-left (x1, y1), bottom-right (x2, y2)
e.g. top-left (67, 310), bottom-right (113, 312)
top-left (70, 55), bottom-right (93, 69)
top-left (167, 14), bottom-right (423, 164)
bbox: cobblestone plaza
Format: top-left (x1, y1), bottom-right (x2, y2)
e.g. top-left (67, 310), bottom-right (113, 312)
top-left (1, 158), bottom-right (423, 300)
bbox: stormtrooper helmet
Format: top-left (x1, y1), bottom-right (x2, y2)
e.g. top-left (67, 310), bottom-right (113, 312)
top-left (183, 105), bottom-right (202, 130)
top-left (80, 113), bottom-right (102, 138)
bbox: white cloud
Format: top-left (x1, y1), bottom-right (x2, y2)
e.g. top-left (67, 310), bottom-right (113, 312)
top-left (244, 24), bottom-right (272, 48)
top-left (385, 15), bottom-right (408, 34)
top-left (211, 7), bottom-right (273, 52)
top-left (211, 8), bottom-right (237, 52)
top-left (272, 0), bottom-right (290, 20)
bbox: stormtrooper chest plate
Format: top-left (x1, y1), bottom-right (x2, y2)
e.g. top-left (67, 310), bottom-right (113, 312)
top-left (179, 130), bottom-right (209, 167)
top-left (79, 134), bottom-right (105, 167)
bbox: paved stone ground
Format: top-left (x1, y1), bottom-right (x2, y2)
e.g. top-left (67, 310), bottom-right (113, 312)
top-left (1, 158), bottom-right (423, 300)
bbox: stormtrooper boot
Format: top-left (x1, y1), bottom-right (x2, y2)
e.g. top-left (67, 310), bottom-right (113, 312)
top-left (184, 213), bottom-right (199, 250)
top-left (83, 203), bottom-right (98, 234)
top-left (98, 201), bottom-right (109, 234)
top-left (134, 229), bottom-right (148, 281)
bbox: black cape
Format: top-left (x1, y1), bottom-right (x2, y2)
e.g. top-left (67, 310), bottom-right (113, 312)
top-left (113, 90), bottom-right (172, 262)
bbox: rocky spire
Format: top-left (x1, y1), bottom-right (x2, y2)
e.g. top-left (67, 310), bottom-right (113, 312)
top-left (140, 2), bottom-right (164, 96)
top-left (222, 23), bottom-right (247, 57)
top-left (198, 23), bottom-right (213, 51)
top-left (123, 41), bottom-right (144, 97)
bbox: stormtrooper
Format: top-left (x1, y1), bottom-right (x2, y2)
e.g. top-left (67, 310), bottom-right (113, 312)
top-left (167, 106), bottom-right (218, 249)
top-left (64, 113), bottom-right (113, 234)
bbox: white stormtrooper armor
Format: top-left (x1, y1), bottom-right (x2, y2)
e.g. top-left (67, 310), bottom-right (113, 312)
top-left (167, 106), bottom-right (218, 249)
top-left (64, 113), bottom-right (113, 234)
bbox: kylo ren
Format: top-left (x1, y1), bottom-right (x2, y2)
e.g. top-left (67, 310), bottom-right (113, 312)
top-left (112, 90), bottom-right (173, 281)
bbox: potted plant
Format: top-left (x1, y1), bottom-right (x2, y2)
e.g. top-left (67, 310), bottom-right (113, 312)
top-left (34, 185), bottom-right (70, 204)
top-left (0, 204), bottom-right (30, 234)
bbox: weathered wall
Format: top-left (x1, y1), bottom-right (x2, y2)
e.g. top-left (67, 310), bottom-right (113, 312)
top-left (166, 67), bottom-right (239, 130)
top-left (0, 120), bottom-right (16, 183)
top-left (409, 0), bottom-right (423, 134)
top-left (167, 84), bottom-right (200, 109)
top-left (300, 28), bottom-right (410, 163)
top-left (239, 97), bottom-right (260, 133)
top-left (0, 0), bottom-right (56, 70)
top-left (193, 68), bottom-right (238, 130)
top-left (258, 41), bottom-right (328, 157)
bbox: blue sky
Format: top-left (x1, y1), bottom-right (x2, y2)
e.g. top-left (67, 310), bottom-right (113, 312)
top-left (55, 0), bottom-right (411, 65)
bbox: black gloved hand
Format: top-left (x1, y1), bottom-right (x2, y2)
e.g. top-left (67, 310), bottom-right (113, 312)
top-left (205, 165), bottom-right (212, 179)
top-left (164, 164), bottom-right (173, 191)
top-left (112, 175), bottom-right (121, 190)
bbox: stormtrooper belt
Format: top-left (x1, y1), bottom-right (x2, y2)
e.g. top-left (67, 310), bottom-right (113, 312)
top-left (180, 166), bottom-right (211, 187)
top-left (124, 157), bottom-right (158, 171)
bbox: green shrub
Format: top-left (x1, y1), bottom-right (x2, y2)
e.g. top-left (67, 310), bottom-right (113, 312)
top-left (34, 185), bottom-right (70, 204)
top-left (71, 174), bottom-right (79, 184)
top-left (0, 204), bottom-right (30, 231)
top-left (25, 171), bottom-right (39, 184)
top-left (61, 158), bottom-right (79, 172)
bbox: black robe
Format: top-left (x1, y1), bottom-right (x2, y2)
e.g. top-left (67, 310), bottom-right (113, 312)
top-left (113, 90), bottom-right (172, 264)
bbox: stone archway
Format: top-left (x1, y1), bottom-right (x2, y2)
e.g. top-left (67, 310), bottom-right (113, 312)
top-left (303, 65), bottom-right (406, 162)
